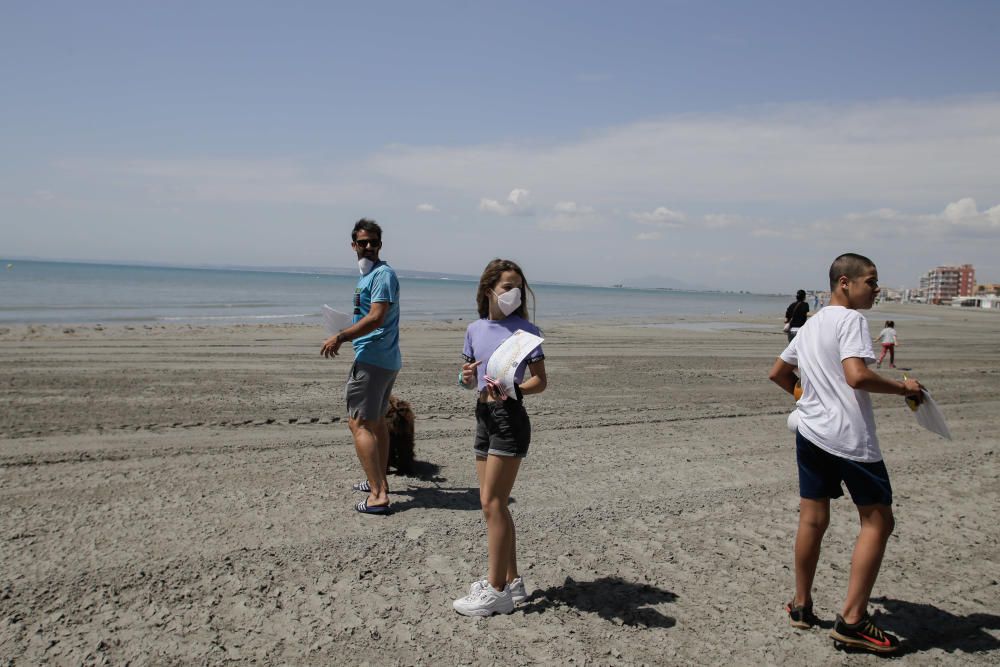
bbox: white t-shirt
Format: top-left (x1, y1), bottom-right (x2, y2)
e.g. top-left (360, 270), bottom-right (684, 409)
top-left (877, 327), bottom-right (897, 345)
top-left (780, 306), bottom-right (881, 462)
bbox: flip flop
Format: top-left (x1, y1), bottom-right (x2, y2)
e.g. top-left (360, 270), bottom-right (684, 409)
top-left (355, 499), bottom-right (391, 515)
top-left (352, 480), bottom-right (371, 493)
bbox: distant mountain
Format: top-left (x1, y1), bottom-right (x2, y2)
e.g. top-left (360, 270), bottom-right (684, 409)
top-left (619, 274), bottom-right (711, 291)
top-left (0, 256), bottom-right (479, 282)
top-left (251, 264), bottom-right (478, 281)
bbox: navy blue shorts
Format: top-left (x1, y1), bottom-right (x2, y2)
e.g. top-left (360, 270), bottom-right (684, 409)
top-left (795, 431), bottom-right (892, 506)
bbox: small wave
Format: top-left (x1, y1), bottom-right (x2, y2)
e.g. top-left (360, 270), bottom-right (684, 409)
top-left (157, 313), bottom-right (314, 322)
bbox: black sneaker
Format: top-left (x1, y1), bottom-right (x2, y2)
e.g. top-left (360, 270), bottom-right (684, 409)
top-left (830, 613), bottom-right (900, 653)
top-left (785, 600), bottom-right (820, 629)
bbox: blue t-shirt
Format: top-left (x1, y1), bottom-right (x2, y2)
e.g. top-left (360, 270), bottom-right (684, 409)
top-left (351, 261), bottom-right (401, 370)
top-left (462, 316), bottom-right (544, 392)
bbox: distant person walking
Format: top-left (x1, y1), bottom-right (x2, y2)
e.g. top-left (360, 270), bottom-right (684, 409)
top-left (321, 219), bottom-right (401, 515)
top-left (784, 289), bottom-right (810, 342)
top-left (875, 321), bottom-right (898, 369)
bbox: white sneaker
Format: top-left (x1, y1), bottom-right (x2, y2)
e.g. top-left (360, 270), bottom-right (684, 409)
top-left (467, 578), bottom-right (489, 596)
top-left (452, 583), bottom-right (514, 617)
top-left (508, 576), bottom-right (527, 603)
top-left (467, 577), bottom-right (527, 603)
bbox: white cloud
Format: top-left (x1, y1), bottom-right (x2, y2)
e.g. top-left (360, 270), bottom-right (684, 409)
top-left (539, 201), bottom-right (602, 231)
top-left (989, 205), bottom-right (1000, 226)
top-left (815, 197), bottom-right (1000, 240)
top-left (631, 206), bottom-right (686, 227)
top-left (367, 96), bottom-right (1000, 211)
top-left (751, 228), bottom-right (784, 238)
top-left (845, 208), bottom-right (901, 222)
top-left (635, 231), bottom-right (662, 241)
top-left (478, 188), bottom-right (533, 216)
top-left (935, 197), bottom-right (1000, 230)
top-left (943, 197), bottom-right (979, 222)
top-left (416, 203), bottom-right (438, 212)
top-left (702, 213), bottom-right (746, 228)
top-left (37, 95), bottom-right (1000, 289)
top-left (54, 157), bottom-right (379, 206)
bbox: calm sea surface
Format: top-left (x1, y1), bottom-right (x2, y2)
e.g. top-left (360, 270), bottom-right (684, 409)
top-left (0, 260), bottom-right (791, 326)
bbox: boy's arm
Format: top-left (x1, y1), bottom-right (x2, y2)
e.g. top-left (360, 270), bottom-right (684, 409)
top-left (768, 358), bottom-right (798, 396)
top-left (842, 357), bottom-right (921, 396)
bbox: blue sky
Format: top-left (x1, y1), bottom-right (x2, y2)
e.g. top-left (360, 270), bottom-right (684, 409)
top-left (3, 1), bottom-right (999, 292)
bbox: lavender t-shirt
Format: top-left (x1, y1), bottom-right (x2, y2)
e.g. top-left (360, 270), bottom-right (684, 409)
top-left (462, 316), bottom-right (545, 392)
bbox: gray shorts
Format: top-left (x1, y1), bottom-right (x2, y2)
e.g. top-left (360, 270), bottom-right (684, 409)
top-left (345, 361), bottom-right (399, 422)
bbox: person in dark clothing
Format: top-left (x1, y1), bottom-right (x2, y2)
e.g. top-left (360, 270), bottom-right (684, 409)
top-left (785, 289), bottom-right (810, 342)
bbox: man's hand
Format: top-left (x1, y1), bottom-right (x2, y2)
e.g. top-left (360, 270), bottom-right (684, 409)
top-left (461, 360), bottom-right (481, 387)
top-left (321, 334), bottom-right (342, 358)
top-left (900, 377), bottom-right (922, 398)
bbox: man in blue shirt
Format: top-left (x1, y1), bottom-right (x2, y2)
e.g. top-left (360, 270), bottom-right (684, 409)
top-left (321, 219), bottom-right (401, 514)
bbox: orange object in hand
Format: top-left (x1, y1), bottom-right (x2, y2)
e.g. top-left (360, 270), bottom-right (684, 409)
top-left (793, 381), bottom-right (803, 401)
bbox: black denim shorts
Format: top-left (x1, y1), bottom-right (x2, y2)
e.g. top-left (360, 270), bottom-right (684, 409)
top-left (474, 397), bottom-right (531, 458)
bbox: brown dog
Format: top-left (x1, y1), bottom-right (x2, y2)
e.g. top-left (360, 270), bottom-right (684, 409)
top-left (385, 395), bottom-right (415, 474)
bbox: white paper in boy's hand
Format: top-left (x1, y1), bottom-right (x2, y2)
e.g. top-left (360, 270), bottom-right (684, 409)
top-left (322, 305), bottom-right (351, 335)
top-left (912, 389), bottom-right (952, 440)
top-left (485, 330), bottom-right (544, 396)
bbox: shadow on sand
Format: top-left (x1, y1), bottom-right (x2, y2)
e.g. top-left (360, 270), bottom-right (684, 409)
top-left (388, 485), bottom-right (515, 513)
top-left (869, 597), bottom-right (1000, 656)
top-left (389, 459), bottom-right (443, 482)
top-left (521, 576), bottom-right (677, 628)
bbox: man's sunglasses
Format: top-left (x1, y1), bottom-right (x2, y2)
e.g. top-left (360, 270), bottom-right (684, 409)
top-left (354, 238), bottom-right (381, 248)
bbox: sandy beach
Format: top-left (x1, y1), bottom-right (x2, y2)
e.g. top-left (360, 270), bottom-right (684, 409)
top-left (1, 304), bottom-right (998, 665)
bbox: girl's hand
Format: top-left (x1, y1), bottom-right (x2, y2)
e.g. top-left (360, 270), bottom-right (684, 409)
top-left (461, 360), bottom-right (481, 387)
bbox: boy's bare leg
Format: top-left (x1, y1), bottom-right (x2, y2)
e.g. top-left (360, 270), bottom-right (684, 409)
top-left (842, 503), bottom-right (894, 623)
top-left (349, 416), bottom-right (390, 506)
top-left (794, 498), bottom-right (830, 606)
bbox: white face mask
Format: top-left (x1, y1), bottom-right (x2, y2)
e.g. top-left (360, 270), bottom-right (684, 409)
top-left (358, 258), bottom-right (375, 275)
top-left (493, 287), bottom-right (522, 317)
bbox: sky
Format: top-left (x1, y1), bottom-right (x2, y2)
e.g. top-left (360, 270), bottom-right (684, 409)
top-left (2, 0), bottom-right (999, 293)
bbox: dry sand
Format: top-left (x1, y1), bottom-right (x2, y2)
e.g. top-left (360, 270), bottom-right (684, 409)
top-left (1, 305), bottom-right (998, 665)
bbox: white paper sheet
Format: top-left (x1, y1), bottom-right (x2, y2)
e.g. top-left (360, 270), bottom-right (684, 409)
top-left (485, 329), bottom-right (544, 396)
top-left (911, 389), bottom-right (952, 440)
top-left (322, 305), bottom-right (351, 335)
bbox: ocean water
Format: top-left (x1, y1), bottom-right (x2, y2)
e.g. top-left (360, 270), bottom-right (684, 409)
top-left (0, 260), bottom-right (791, 326)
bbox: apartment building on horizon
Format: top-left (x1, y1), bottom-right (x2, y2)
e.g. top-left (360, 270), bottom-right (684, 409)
top-left (919, 264), bottom-right (975, 304)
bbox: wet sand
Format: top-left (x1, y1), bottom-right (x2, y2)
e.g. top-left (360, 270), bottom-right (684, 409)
top-left (1, 304), bottom-right (998, 665)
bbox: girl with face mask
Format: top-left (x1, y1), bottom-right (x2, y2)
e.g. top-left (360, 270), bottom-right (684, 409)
top-left (452, 259), bottom-right (548, 617)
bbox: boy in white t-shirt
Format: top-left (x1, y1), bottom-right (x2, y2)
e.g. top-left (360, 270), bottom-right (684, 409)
top-left (768, 253), bottom-right (923, 654)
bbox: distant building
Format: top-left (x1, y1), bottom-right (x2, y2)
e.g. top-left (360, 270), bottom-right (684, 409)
top-left (878, 287), bottom-right (903, 303)
top-left (952, 294), bottom-right (1000, 310)
top-left (975, 282), bottom-right (1000, 297)
top-left (919, 264), bottom-right (975, 304)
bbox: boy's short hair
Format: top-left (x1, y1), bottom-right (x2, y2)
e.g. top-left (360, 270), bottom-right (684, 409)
top-left (352, 218), bottom-right (382, 242)
top-left (828, 253), bottom-right (875, 289)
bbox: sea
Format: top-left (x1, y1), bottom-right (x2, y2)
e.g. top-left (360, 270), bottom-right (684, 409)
top-left (0, 260), bottom-right (792, 326)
